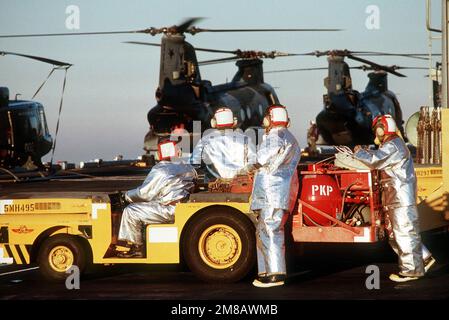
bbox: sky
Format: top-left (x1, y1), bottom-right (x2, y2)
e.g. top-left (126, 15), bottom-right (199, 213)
top-left (0, 0), bottom-right (442, 164)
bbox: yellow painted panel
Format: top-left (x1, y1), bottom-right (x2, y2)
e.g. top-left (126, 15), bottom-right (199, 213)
top-left (147, 241), bottom-right (179, 263)
top-left (90, 203), bottom-right (114, 263)
top-left (6, 220), bottom-right (86, 245)
top-left (415, 166), bottom-right (443, 201)
top-left (7, 224), bottom-right (42, 245)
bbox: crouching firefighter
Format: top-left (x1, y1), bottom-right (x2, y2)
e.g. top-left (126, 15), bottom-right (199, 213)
top-left (117, 140), bottom-right (197, 258)
top-left (251, 104), bottom-right (301, 288)
top-left (351, 114), bottom-right (435, 282)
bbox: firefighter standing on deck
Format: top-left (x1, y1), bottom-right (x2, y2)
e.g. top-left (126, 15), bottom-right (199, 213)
top-left (251, 104), bottom-right (301, 288)
top-left (190, 107), bottom-right (256, 180)
top-left (351, 114), bottom-right (436, 282)
top-left (117, 140), bottom-right (197, 258)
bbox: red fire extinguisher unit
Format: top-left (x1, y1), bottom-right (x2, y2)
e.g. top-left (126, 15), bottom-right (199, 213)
top-left (292, 163), bottom-right (384, 243)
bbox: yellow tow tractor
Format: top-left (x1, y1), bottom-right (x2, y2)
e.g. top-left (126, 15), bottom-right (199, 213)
top-left (0, 176), bottom-right (257, 282)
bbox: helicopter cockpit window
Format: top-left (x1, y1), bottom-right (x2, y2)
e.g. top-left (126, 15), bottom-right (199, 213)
top-left (39, 108), bottom-right (49, 135)
top-left (30, 116), bottom-right (40, 135)
top-left (13, 113), bottom-right (29, 138)
top-left (14, 110), bottom-right (42, 139)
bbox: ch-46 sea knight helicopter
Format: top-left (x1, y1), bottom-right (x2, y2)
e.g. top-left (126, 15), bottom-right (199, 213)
top-left (265, 49), bottom-right (430, 148)
top-left (0, 18), bottom-right (340, 157)
top-left (0, 51), bottom-right (71, 170)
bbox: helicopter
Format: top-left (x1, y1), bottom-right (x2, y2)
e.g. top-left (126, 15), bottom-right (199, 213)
top-left (0, 51), bottom-right (71, 169)
top-left (265, 49), bottom-right (429, 147)
top-left (0, 18), bottom-right (340, 157)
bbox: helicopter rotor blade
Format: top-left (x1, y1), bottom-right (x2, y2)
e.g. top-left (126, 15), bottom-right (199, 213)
top-left (185, 27), bottom-right (342, 35)
top-left (312, 49), bottom-right (441, 61)
top-left (198, 56), bottom-right (241, 66)
top-left (0, 19), bottom-right (204, 38)
top-left (123, 41), bottom-right (162, 48)
top-left (0, 17), bottom-right (340, 38)
top-left (351, 64), bottom-right (428, 71)
top-left (266, 64), bottom-right (428, 74)
top-left (265, 67), bottom-right (329, 74)
top-left (123, 41), bottom-right (238, 54)
top-left (352, 51), bottom-right (441, 61)
top-left (392, 66), bottom-right (428, 70)
top-left (176, 17), bottom-right (205, 34)
top-left (198, 50), bottom-right (306, 65)
top-left (0, 30), bottom-right (149, 38)
top-left (0, 51), bottom-right (72, 66)
top-left (270, 49), bottom-right (408, 77)
top-left (344, 54), bottom-right (406, 77)
top-left (0, 28), bottom-right (339, 38)
top-left (235, 50), bottom-right (304, 59)
top-left (124, 41), bottom-right (306, 60)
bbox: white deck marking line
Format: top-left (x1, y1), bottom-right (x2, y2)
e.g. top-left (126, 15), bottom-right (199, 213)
top-left (0, 266), bottom-right (39, 277)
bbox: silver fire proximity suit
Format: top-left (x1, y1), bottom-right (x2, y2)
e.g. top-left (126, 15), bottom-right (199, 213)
top-left (190, 129), bottom-right (257, 179)
top-left (251, 127), bottom-right (301, 276)
top-left (352, 136), bottom-right (431, 277)
top-left (118, 161), bottom-right (197, 245)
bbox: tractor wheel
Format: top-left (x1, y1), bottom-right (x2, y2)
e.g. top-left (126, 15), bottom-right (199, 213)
top-left (37, 235), bottom-right (86, 281)
top-left (182, 207), bottom-right (256, 283)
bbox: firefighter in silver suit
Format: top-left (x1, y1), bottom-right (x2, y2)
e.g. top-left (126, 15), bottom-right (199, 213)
top-left (352, 114), bottom-right (435, 282)
top-left (251, 104), bottom-right (301, 288)
top-left (191, 107), bottom-right (256, 179)
top-left (117, 140), bottom-right (197, 258)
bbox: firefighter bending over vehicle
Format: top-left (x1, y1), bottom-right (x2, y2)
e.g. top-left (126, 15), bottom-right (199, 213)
top-left (117, 140), bottom-right (197, 258)
top-left (251, 104), bottom-right (301, 288)
top-left (190, 107), bottom-right (256, 179)
top-left (350, 114), bottom-right (436, 282)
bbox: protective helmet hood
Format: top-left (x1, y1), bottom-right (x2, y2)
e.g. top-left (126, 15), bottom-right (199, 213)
top-left (372, 114), bottom-right (397, 135)
top-left (211, 107), bottom-right (236, 128)
top-left (266, 105), bottom-right (289, 127)
top-left (157, 141), bottom-right (177, 161)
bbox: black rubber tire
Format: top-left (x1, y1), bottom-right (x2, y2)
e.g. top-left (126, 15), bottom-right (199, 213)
top-left (37, 234), bottom-right (87, 281)
top-left (182, 207), bottom-right (256, 283)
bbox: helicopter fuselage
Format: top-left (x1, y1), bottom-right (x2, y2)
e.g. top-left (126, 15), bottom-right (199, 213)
top-left (315, 58), bottom-right (405, 146)
top-left (0, 98), bottom-right (52, 168)
top-left (144, 36), bottom-right (280, 154)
